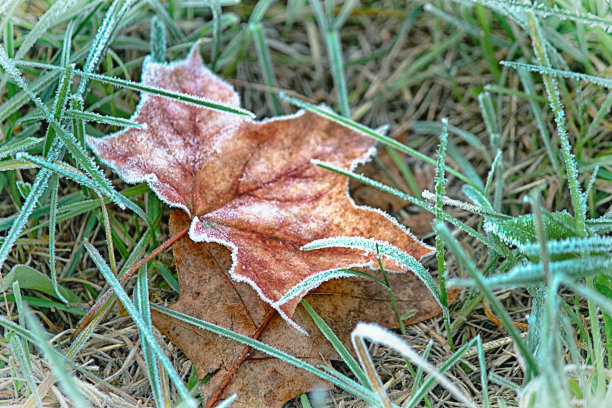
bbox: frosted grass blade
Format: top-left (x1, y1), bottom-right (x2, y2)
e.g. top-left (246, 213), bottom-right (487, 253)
top-left (501, 61), bottom-right (612, 90)
top-left (276, 268), bottom-right (385, 306)
top-left (65, 109), bottom-right (144, 128)
top-left (77, 69), bottom-right (255, 117)
top-left (150, 15), bottom-right (167, 63)
top-left (48, 174), bottom-right (68, 303)
top-left (135, 266), bottom-right (166, 408)
top-left (0, 137), bottom-right (42, 160)
top-left (302, 236), bottom-right (443, 308)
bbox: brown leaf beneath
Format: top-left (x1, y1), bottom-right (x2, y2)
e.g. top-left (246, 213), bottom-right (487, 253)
top-left (152, 211), bottom-right (458, 408)
top-left (87, 47), bottom-right (433, 330)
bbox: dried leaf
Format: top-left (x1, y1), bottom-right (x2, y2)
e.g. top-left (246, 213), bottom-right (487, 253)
top-left (152, 211), bottom-right (456, 408)
top-left (87, 47), bottom-right (433, 330)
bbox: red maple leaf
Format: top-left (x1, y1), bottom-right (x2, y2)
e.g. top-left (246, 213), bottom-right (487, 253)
top-left (87, 47), bottom-right (433, 331)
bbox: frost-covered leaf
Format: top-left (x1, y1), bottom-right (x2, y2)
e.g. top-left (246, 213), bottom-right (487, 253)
top-left (87, 46), bottom-right (433, 331)
top-left (484, 211), bottom-right (577, 247)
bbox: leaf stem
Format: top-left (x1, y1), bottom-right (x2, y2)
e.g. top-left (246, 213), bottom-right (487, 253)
top-left (205, 308), bottom-right (276, 408)
top-left (71, 225), bottom-right (189, 340)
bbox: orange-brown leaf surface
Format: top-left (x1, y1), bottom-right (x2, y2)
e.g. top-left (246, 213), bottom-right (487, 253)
top-left (87, 47), bottom-right (433, 330)
top-left (151, 211), bottom-right (456, 408)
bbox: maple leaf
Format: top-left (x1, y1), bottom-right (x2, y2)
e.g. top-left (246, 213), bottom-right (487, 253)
top-left (152, 211), bottom-right (456, 408)
top-left (87, 46), bottom-right (433, 331)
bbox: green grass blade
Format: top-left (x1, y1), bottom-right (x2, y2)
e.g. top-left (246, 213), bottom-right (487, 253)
top-left (250, 22), bottom-right (283, 115)
top-left (301, 299), bottom-right (369, 387)
top-left (48, 174), bottom-right (68, 303)
top-left (0, 137), bottom-right (42, 160)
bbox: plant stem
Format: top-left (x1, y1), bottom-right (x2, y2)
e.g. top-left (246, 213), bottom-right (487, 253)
top-left (205, 308), bottom-right (276, 408)
top-left (71, 225), bottom-right (189, 340)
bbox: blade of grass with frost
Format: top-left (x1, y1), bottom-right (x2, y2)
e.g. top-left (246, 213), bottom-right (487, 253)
top-left (0, 49), bottom-right (68, 271)
top-left (351, 325), bottom-right (393, 408)
top-left (276, 268), bottom-right (386, 306)
top-left (511, 15), bottom-right (584, 235)
top-left (517, 67), bottom-right (561, 178)
top-left (24, 306), bottom-right (92, 408)
top-left (147, 0), bottom-right (183, 41)
top-left (352, 323), bottom-right (477, 408)
top-left (64, 109), bottom-right (143, 128)
top-left (70, 96), bottom-right (86, 147)
top-left (281, 93), bottom-right (476, 187)
top-left (0, 159), bottom-right (37, 171)
top-left (520, 236), bottom-right (612, 256)
top-left (302, 236), bottom-right (443, 308)
top-left (435, 222), bottom-right (538, 379)
top-left (60, 19), bottom-right (75, 67)
top-left (15, 153), bottom-right (125, 206)
top-left (251, 22), bottom-right (283, 115)
top-left (98, 196), bottom-right (117, 274)
top-left (301, 299), bottom-right (370, 387)
top-left (434, 118), bottom-right (453, 349)
top-left (0, 137), bottom-right (42, 160)
top-left (135, 266), bottom-right (166, 408)
top-left (151, 304), bottom-right (378, 404)
top-left (313, 159), bottom-right (514, 258)
top-left (450, 256), bottom-right (612, 289)
top-left (502, 61), bottom-right (612, 90)
top-left (84, 242), bottom-right (197, 407)
top-left (48, 174), bottom-right (68, 303)
top-left (459, 0), bottom-right (612, 32)
top-left (44, 63), bottom-right (73, 155)
top-left (76, 0), bottom-right (135, 97)
top-left (74, 69), bottom-right (255, 117)
top-left (150, 15), bottom-right (166, 63)
top-left (0, 0), bottom-right (76, 92)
